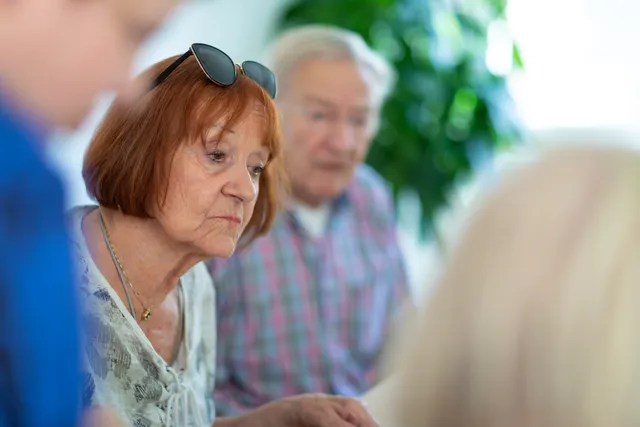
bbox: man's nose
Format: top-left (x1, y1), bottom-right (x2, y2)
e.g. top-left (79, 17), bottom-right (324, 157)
top-left (327, 121), bottom-right (356, 152)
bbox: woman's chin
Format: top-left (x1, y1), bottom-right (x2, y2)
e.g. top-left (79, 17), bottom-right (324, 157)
top-left (200, 239), bottom-right (237, 259)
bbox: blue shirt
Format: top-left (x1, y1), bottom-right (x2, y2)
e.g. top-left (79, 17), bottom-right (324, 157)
top-left (0, 98), bottom-right (81, 426)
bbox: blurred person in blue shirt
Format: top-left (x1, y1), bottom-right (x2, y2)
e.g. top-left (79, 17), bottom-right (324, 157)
top-left (0, 1), bottom-right (179, 426)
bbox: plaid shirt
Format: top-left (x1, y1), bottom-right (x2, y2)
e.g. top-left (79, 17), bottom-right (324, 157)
top-left (208, 165), bottom-right (409, 415)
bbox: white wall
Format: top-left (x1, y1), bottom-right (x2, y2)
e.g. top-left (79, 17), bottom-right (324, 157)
top-left (507, 0), bottom-right (640, 130)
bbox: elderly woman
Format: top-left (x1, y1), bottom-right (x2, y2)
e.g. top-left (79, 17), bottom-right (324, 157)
top-left (72, 44), bottom-right (376, 427)
top-left (392, 146), bottom-right (640, 427)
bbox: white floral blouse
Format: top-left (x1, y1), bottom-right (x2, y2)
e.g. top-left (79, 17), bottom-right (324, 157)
top-left (69, 206), bottom-right (216, 427)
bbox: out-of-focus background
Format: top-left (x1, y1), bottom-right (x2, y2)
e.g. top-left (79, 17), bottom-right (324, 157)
top-left (47, 0), bottom-right (640, 299)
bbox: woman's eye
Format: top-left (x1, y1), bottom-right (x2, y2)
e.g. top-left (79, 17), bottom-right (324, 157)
top-left (208, 150), bottom-right (226, 162)
top-left (250, 165), bottom-right (265, 178)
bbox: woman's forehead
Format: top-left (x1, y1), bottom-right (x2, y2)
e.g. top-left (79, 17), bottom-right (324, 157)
top-left (207, 108), bottom-right (269, 134)
top-left (204, 122), bottom-right (272, 152)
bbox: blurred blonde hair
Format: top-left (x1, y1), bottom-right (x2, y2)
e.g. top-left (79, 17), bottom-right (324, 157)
top-left (397, 145), bottom-right (640, 427)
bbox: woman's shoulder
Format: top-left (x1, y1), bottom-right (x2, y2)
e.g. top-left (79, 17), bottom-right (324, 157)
top-left (66, 205), bottom-right (97, 260)
top-left (66, 205), bottom-right (97, 245)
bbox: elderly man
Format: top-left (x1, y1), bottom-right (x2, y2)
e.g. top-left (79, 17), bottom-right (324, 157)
top-left (209, 24), bottom-right (410, 415)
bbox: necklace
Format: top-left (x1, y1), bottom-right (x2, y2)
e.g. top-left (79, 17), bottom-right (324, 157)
top-left (98, 210), bottom-right (155, 321)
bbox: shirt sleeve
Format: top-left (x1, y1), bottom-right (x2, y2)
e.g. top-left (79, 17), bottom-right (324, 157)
top-left (0, 167), bottom-right (82, 427)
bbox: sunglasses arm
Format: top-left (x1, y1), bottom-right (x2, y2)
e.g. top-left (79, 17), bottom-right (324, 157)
top-left (150, 49), bottom-right (194, 90)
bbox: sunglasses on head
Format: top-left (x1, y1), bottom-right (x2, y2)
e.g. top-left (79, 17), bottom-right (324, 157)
top-left (150, 43), bottom-right (277, 99)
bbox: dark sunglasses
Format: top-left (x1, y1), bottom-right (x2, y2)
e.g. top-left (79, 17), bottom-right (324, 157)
top-left (150, 43), bottom-right (277, 99)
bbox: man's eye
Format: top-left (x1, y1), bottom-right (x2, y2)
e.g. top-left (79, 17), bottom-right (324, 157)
top-left (309, 111), bottom-right (328, 120)
top-left (349, 116), bottom-right (367, 127)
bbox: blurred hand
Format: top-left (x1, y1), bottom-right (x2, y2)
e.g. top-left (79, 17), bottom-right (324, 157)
top-left (240, 393), bottom-right (380, 427)
top-left (79, 407), bottom-right (122, 427)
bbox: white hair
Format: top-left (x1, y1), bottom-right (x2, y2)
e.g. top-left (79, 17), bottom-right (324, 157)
top-left (267, 24), bottom-right (396, 106)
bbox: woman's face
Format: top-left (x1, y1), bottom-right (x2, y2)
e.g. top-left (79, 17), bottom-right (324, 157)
top-left (155, 108), bottom-right (270, 258)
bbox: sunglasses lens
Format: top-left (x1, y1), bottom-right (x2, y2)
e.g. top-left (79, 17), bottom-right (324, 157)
top-left (192, 43), bottom-right (236, 86)
top-left (242, 61), bottom-right (277, 99)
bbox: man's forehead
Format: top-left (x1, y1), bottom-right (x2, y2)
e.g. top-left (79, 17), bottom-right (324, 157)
top-left (286, 58), bottom-right (376, 107)
top-left (301, 95), bottom-right (371, 112)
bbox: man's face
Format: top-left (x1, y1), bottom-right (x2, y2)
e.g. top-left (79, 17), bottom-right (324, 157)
top-left (278, 58), bottom-right (379, 206)
top-left (0, 0), bottom-right (178, 128)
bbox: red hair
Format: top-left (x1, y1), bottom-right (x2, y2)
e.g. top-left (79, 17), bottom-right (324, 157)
top-left (83, 54), bottom-right (285, 246)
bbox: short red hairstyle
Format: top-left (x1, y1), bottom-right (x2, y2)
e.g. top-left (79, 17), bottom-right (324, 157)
top-left (83, 54), bottom-right (285, 247)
